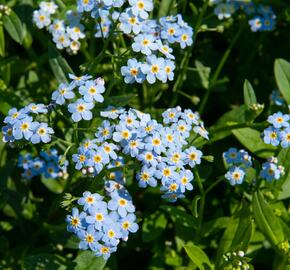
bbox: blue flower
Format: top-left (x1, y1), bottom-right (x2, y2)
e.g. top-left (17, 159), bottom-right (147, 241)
top-left (69, 73), bottom-right (92, 88)
top-left (72, 147), bottom-right (91, 170)
top-left (270, 90), bottom-right (285, 106)
top-left (132, 34), bottom-right (158, 55)
top-left (30, 122), bottom-right (54, 144)
top-left (193, 123), bottom-right (209, 140)
top-left (102, 222), bottom-right (122, 246)
top-left (263, 127), bottom-right (280, 146)
top-left (181, 109), bottom-right (200, 125)
top-left (223, 148), bottom-right (243, 164)
top-left (13, 116), bottom-right (38, 141)
top-left (184, 146), bottom-right (203, 167)
top-left (77, 225), bottom-right (101, 251)
top-left (100, 106), bottom-right (125, 119)
top-left (78, 191), bottom-right (103, 211)
top-left (119, 8), bottom-right (143, 34)
top-left (77, 0), bottom-right (95, 12)
top-left (33, 10), bottom-right (51, 29)
top-left (160, 22), bottom-right (180, 43)
top-left (155, 162), bottom-right (178, 185)
top-left (267, 112), bottom-right (289, 128)
top-left (26, 103), bottom-right (48, 114)
top-left (225, 166), bottom-right (245, 186)
top-left (95, 120), bottom-right (114, 142)
top-left (162, 107), bottom-right (181, 124)
top-left (2, 124), bottom-right (15, 143)
top-left (102, 142), bottom-right (118, 160)
top-left (90, 148), bottom-right (110, 174)
top-left (128, 0), bottom-right (153, 19)
top-left (68, 98), bottom-right (95, 122)
top-left (94, 243), bottom-right (117, 260)
top-left (136, 166), bottom-right (157, 188)
top-left (249, 16), bottom-right (262, 32)
top-left (85, 203), bottom-right (109, 230)
top-left (179, 169), bottom-right (194, 193)
top-left (122, 135), bottom-right (144, 157)
top-left (79, 80), bottom-right (105, 103)
top-left (162, 59), bottom-right (175, 82)
top-left (4, 107), bottom-right (27, 125)
top-left (141, 55), bottom-right (167, 84)
top-left (51, 83), bottom-right (75, 105)
top-left (144, 132), bottom-right (165, 154)
top-left (121, 58), bottom-right (145, 84)
top-left (43, 162), bottom-right (59, 178)
top-left (120, 213), bottom-right (139, 239)
top-left (280, 127), bottom-right (290, 148)
top-left (112, 124), bottom-right (132, 143)
top-left (108, 193), bottom-right (135, 217)
top-left (178, 28), bottom-right (193, 49)
top-left (66, 207), bottom-right (87, 233)
top-left (260, 161), bottom-right (283, 182)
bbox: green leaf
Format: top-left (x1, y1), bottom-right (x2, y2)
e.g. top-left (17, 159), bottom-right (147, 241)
top-left (41, 176), bottom-right (65, 194)
top-left (158, 0), bottom-right (175, 18)
top-left (232, 128), bottom-right (276, 158)
top-left (73, 251), bottom-right (106, 270)
top-left (142, 211), bottom-right (167, 242)
top-left (3, 10), bottom-right (24, 44)
top-left (277, 148), bottom-right (290, 200)
top-left (104, 94), bottom-right (137, 107)
top-left (243, 79), bottom-right (257, 108)
top-left (22, 254), bottom-right (70, 270)
top-left (252, 190), bottom-right (284, 248)
top-left (195, 60), bottom-right (211, 89)
top-left (274, 58), bottom-right (290, 105)
top-left (0, 25), bottom-right (5, 57)
top-left (184, 243), bottom-right (214, 270)
top-left (48, 42), bottom-right (73, 84)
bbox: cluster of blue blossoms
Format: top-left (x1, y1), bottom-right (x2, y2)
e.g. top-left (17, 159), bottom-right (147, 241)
top-left (270, 90), bottom-right (286, 107)
top-left (33, 1), bottom-right (85, 54)
top-left (18, 148), bottom-right (68, 180)
top-left (211, 0), bottom-right (276, 32)
top-left (262, 112), bottom-right (290, 148)
top-left (66, 187), bottom-right (138, 260)
top-left (223, 148), bottom-right (284, 185)
top-left (2, 103), bottom-right (54, 145)
top-left (33, 1), bottom-right (193, 84)
top-left (72, 106), bottom-right (208, 202)
top-left (51, 74), bottom-right (105, 122)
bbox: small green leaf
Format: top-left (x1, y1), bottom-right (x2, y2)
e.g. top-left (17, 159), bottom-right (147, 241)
top-left (3, 10), bottom-right (24, 44)
top-left (142, 211), bottom-right (167, 242)
top-left (0, 25), bottom-right (5, 57)
top-left (274, 58), bottom-right (290, 105)
top-left (277, 148), bottom-right (290, 200)
top-left (41, 176), bottom-right (65, 194)
top-left (104, 94), bottom-right (137, 107)
top-left (232, 128), bottom-right (276, 158)
top-left (184, 243), bottom-right (214, 270)
top-left (252, 190), bottom-right (284, 248)
top-left (48, 42), bottom-right (73, 84)
top-left (195, 60), bottom-right (211, 89)
top-left (158, 0), bottom-right (175, 18)
top-left (243, 79), bottom-right (257, 108)
top-left (74, 251), bottom-right (106, 270)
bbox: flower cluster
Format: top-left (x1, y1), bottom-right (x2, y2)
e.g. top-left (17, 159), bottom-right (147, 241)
top-left (18, 148), bottom-right (68, 180)
top-left (66, 186), bottom-right (138, 260)
top-left (72, 106), bottom-right (208, 202)
top-left (32, 1), bottom-right (193, 84)
top-left (0, 4), bottom-right (11, 16)
top-left (211, 0), bottom-right (276, 32)
top-left (120, 10), bottom-right (193, 84)
top-left (2, 103), bottom-right (54, 145)
top-left (223, 148), bottom-right (252, 186)
top-left (222, 250), bottom-right (252, 270)
top-left (223, 148), bottom-right (284, 185)
top-left (33, 2), bottom-right (86, 54)
top-left (51, 74), bottom-right (105, 122)
top-left (262, 112), bottom-right (290, 148)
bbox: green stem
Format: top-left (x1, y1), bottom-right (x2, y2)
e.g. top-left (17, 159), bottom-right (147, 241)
top-left (193, 167), bottom-right (205, 231)
top-left (198, 28), bottom-right (242, 115)
top-left (205, 177), bottom-right (224, 195)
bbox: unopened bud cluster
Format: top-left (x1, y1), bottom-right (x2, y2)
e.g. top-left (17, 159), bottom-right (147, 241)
top-left (223, 251), bottom-right (251, 270)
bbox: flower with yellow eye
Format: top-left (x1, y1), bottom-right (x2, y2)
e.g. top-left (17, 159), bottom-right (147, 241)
top-left (77, 225), bottom-right (102, 250)
top-left (120, 214), bottom-right (139, 238)
top-left (108, 193), bottom-right (135, 217)
top-left (136, 166), bottom-right (157, 188)
top-left (129, 0), bottom-right (153, 19)
top-left (225, 166), bottom-right (245, 186)
top-left (79, 80), bottom-right (105, 103)
top-left (68, 98), bottom-right (95, 122)
top-left (66, 208), bottom-right (86, 233)
top-left (184, 146), bottom-right (203, 168)
top-left (78, 191), bottom-right (103, 211)
top-left (121, 58), bottom-right (145, 84)
top-left (30, 123), bottom-right (54, 144)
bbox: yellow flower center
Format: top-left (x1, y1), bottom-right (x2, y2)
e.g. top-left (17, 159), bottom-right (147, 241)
top-left (86, 235), bottom-right (94, 243)
top-left (119, 199), bottom-right (127, 206)
top-left (151, 65), bottom-right (159, 74)
top-left (130, 68), bottom-right (138, 76)
top-left (38, 128), bottom-right (46, 135)
top-left (21, 123), bottom-right (29, 130)
top-left (77, 104), bottom-right (85, 112)
top-left (89, 87), bottom-right (96, 94)
top-left (96, 214), bottom-right (104, 221)
top-left (79, 155), bottom-right (86, 162)
top-left (94, 155), bottom-right (102, 163)
top-left (122, 221), bottom-right (130, 229)
top-left (71, 218), bottom-right (79, 226)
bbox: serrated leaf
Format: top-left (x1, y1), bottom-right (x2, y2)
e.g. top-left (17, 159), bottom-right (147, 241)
top-left (3, 10), bottom-right (24, 44)
top-left (232, 128), bottom-right (276, 158)
top-left (274, 58), bottom-right (290, 105)
top-left (244, 79), bottom-right (257, 108)
top-left (142, 211), bottom-right (167, 242)
top-left (48, 42), bottom-right (73, 84)
top-left (184, 243), bottom-right (214, 270)
top-left (74, 251), bottom-right (106, 270)
top-left (252, 190), bottom-right (284, 248)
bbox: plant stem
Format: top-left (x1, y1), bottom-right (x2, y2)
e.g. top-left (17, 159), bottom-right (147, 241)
top-left (198, 28), bottom-right (242, 115)
top-left (193, 167), bottom-right (205, 231)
